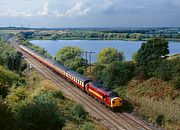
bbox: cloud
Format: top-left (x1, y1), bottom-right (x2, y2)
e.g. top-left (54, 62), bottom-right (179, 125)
top-left (0, 8), bottom-right (34, 17)
top-left (66, 2), bottom-right (90, 16)
top-left (0, 1), bottom-right (91, 18)
top-left (38, 1), bottom-right (49, 16)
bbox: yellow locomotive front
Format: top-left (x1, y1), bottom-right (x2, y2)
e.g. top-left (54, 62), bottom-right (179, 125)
top-left (108, 92), bottom-right (123, 109)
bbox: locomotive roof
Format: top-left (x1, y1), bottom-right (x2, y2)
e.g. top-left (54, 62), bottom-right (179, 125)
top-left (67, 70), bottom-right (90, 82)
top-left (91, 82), bottom-right (112, 93)
top-left (90, 82), bottom-right (119, 97)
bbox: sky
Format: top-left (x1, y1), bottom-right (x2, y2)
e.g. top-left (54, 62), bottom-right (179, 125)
top-left (0, 0), bottom-right (180, 28)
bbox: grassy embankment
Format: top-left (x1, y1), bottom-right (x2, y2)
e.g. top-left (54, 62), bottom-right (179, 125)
top-left (0, 66), bottom-right (106, 130)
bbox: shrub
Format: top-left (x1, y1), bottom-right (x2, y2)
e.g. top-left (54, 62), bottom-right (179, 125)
top-left (16, 94), bottom-right (65, 130)
top-left (156, 115), bottom-right (165, 126)
top-left (0, 101), bottom-right (18, 130)
top-left (101, 61), bottom-right (135, 88)
top-left (78, 122), bottom-right (95, 130)
top-left (0, 66), bottom-right (22, 98)
top-left (71, 104), bottom-right (88, 120)
top-left (76, 67), bottom-right (84, 75)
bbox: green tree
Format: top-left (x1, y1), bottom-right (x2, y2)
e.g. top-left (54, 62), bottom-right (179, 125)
top-left (0, 66), bottom-right (22, 98)
top-left (6, 51), bottom-right (23, 73)
top-left (136, 37), bottom-right (169, 78)
top-left (96, 47), bottom-right (124, 64)
top-left (91, 64), bottom-right (105, 83)
top-left (101, 61), bottom-right (135, 88)
top-left (16, 92), bottom-right (65, 130)
top-left (0, 100), bottom-right (18, 130)
top-left (55, 46), bottom-right (86, 70)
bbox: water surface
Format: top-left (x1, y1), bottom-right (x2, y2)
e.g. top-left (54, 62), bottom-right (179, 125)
top-left (30, 40), bottom-right (180, 62)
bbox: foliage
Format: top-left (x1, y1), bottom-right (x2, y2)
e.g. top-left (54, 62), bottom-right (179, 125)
top-left (78, 122), bottom-right (95, 130)
top-left (91, 64), bottom-right (105, 83)
top-left (76, 67), bottom-right (85, 75)
top-left (0, 100), bottom-right (18, 130)
top-left (151, 58), bottom-right (180, 89)
top-left (15, 94), bottom-right (65, 130)
top-left (20, 28), bottom-right (180, 41)
top-left (0, 41), bottom-right (26, 73)
top-left (0, 66), bottom-right (22, 97)
top-left (126, 78), bottom-right (180, 130)
top-left (5, 86), bottom-right (26, 109)
top-left (100, 61), bottom-right (135, 88)
top-left (96, 47), bottom-right (124, 64)
top-left (136, 37), bottom-right (169, 78)
top-left (55, 46), bottom-right (86, 70)
top-left (5, 51), bottom-right (23, 73)
top-left (156, 115), bottom-right (165, 126)
top-left (0, 41), bottom-right (15, 65)
top-left (71, 104), bottom-right (88, 120)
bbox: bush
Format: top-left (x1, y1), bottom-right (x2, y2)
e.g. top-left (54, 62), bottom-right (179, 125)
top-left (5, 86), bottom-right (26, 110)
top-left (76, 67), bottom-right (84, 75)
top-left (78, 122), bottom-right (95, 130)
top-left (71, 104), bottom-right (88, 120)
top-left (101, 61), bottom-right (135, 88)
top-left (16, 94), bottom-right (65, 130)
top-left (0, 101), bottom-right (18, 130)
top-left (156, 115), bottom-right (165, 126)
top-left (0, 66), bottom-right (22, 98)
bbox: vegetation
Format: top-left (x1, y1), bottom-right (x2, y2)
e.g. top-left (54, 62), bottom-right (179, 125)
top-left (14, 33), bottom-right (180, 130)
top-left (0, 41), bottom-right (26, 73)
top-left (0, 34), bottom-right (105, 130)
top-left (136, 37), bottom-right (169, 78)
top-left (55, 46), bottom-right (86, 71)
top-left (126, 78), bottom-right (180, 130)
top-left (96, 48), bottom-right (124, 64)
top-left (16, 33), bottom-right (52, 58)
top-left (0, 68), bottom-right (105, 130)
top-left (86, 37), bottom-right (179, 130)
top-left (13, 27), bottom-right (180, 41)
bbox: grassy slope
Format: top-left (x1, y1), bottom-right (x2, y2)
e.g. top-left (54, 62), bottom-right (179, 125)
top-left (125, 78), bottom-right (180, 130)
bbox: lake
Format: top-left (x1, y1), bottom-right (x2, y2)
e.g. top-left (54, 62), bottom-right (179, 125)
top-left (30, 40), bottom-right (180, 62)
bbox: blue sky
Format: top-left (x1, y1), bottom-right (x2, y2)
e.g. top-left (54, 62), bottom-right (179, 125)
top-left (0, 0), bottom-right (180, 27)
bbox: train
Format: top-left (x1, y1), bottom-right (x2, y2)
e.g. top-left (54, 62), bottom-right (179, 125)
top-left (20, 45), bottom-right (123, 109)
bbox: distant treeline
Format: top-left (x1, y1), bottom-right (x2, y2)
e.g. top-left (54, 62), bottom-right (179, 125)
top-left (16, 27), bottom-right (180, 41)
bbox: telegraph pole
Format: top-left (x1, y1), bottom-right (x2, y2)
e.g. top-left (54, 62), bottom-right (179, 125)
top-left (89, 50), bottom-right (95, 65)
top-left (83, 51), bottom-right (96, 65)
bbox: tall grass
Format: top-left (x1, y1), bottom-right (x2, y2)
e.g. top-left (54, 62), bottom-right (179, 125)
top-left (126, 78), bottom-right (180, 130)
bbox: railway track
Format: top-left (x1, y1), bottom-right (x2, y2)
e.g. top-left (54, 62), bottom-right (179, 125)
top-left (10, 37), bottom-right (157, 130)
top-left (24, 50), bottom-right (153, 130)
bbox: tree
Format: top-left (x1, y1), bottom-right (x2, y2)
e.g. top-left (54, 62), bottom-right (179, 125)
top-left (16, 92), bottom-right (65, 130)
top-left (96, 47), bottom-right (124, 64)
top-left (101, 61), bottom-right (135, 88)
top-left (6, 51), bottom-right (23, 73)
top-left (0, 66), bottom-right (22, 98)
top-left (91, 64), bottom-right (105, 83)
top-left (136, 37), bottom-right (169, 78)
top-left (55, 46), bottom-right (86, 70)
top-left (0, 101), bottom-right (18, 130)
